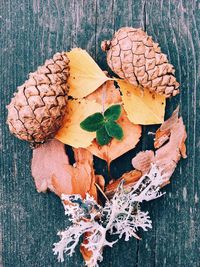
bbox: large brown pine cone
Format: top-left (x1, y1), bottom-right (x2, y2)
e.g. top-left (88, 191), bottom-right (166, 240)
top-left (7, 52), bottom-right (70, 145)
top-left (101, 27), bottom-right (179, 97)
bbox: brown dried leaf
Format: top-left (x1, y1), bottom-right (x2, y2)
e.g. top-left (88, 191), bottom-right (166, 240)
top-left (154, 108), bottom-right (187, 180)
top-left (131, 107), bottom-right (187, 181)
top-left (154, 106), bottom-right (179, 149)
top-left (105, 170), bottom-right (142, 199)
top-left (86, 81), bottom-right (142, 165)
top-left (31, 139), bottom-right (70, 193)
top-left (106, 108), bottom-right (187, 201)
top-left (132, 150), bottom-right (155, 174)
top-left (31, 139), bottom-right (99, 199)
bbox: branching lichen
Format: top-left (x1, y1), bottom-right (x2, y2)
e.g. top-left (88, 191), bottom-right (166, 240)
top-left (53, 164), bottom-right (167, 267)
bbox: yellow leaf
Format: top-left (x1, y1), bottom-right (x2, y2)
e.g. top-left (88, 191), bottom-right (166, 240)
top-left (67, 48), bottom-right (111, 98)
top-left (55, 99), bottom-right (102, 148)
top-left (117, 80), bottom-right (166, 125)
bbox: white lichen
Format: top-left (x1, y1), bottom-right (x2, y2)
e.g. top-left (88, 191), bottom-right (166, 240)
top-left (53, 164), bottom-right (167, 267)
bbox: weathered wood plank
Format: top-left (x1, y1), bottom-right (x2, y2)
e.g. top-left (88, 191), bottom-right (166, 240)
top-left (138, 1), bottom-right (200, 267)
top-left (0, 0), bottom-right (199, 267)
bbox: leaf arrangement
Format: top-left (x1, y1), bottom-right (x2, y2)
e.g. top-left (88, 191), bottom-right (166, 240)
top-left (80, 104), bottom-right (123, 146)
top-left (32, 110), bottom-right (187, 267)
top-left (6, 27), bottom-right (187, 267)
top-left (55, 48), bottom-right (166, 149)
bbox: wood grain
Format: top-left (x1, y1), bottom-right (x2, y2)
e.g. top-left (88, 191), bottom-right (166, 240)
top-left (0, 0), bottom-right (199, 266)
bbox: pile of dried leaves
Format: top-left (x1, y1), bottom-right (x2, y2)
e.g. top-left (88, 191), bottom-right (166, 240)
top-left (7, 29), bottom-right (187, 267)
top-left (30, 48), bottom-right (187, 266)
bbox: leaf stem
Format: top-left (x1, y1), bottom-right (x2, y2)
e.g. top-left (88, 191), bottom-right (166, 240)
top-left (102, 83), bottom-right (106, 114)
top-left (95, 183), bottom-right (109, 202)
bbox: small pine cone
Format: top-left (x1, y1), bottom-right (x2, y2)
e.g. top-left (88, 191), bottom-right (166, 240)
top-left (101, 27), bottom-right (179, 97)
top-left (7, 52), bottom-right (70, 145)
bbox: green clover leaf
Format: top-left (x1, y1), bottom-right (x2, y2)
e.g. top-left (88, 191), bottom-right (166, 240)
top-left (80, 112), bottom-right (104, 132)
top-left (96, 126), bottom-right (112, 146)
top-left (105, 121), bottom-right (124, 140)
top-left (104, 104), bottom-right (122, 121)
top-left (80, 104), bottom-right (124, 146)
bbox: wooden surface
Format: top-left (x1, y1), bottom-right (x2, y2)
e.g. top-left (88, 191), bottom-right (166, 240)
top-left (0, 0), bottom-right (200, 266)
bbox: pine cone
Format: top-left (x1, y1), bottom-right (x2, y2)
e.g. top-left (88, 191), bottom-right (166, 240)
top-left (101, 27), bottom-right (179, 97)
top-left (7, 52), bottom-right (70, 145)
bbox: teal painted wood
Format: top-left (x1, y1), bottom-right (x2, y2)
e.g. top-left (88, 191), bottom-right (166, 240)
top-left (0, 0), bottom-right (199, 266)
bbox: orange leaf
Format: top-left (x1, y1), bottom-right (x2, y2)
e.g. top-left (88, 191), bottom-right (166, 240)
top-left (88, 109), bottom-right (141, 165)
top-left (132, 150), bottom-right (155, 174)
top-left (86, 81), bottom-right (142, 164)
top-left (80, 233), bottom-right (93, 263)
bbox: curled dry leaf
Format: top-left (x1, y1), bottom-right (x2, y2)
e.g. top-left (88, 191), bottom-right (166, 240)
top-left (31, 139), bottom-right (69, 193)
top-left (131, 107), bottom-right (187, 182)
top-left (55, 99), bottom-right (102, 148)
top-left (107, 107), bottom-right (187, 198)
top-left (154, 107), bottom-right (187, 180)
top-left (51, 147), bottom-right (98, 198)
top-left (117, 79), bottom-right (166, 125)
top-left (67, 48), bottom-right (111, 98)
top-left (105, 170), bottom-right (142, 199)
top-left (86, 81), bottom-right (142, 165)
top-left (154, 106), bottom-right (185, 151)
top-left (31, 139), bottom-right (103, 199)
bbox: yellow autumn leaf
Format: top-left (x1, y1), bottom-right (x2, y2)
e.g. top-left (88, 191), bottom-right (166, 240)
top-left (117, 80), bottom-right (166, 125)
top-left (55, 99), bottom-right (102, 148)
top-left (67, 48), bottom-right (111, 98)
